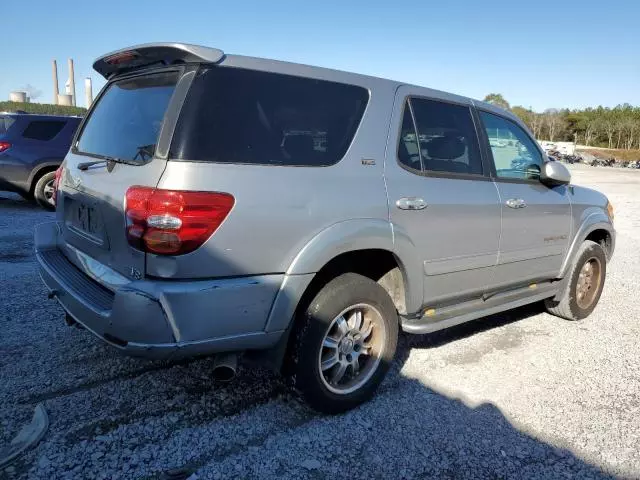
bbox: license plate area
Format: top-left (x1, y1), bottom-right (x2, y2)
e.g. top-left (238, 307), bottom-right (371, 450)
top-left (65, 197), bottom-right (107, 247)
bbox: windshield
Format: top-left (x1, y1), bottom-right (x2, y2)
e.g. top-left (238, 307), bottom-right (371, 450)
top-left (0, 115), bottom-right (16, 136)
top-left (76, 71), bottom-right (178, 161)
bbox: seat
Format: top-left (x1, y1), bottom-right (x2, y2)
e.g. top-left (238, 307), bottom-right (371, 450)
top-left (424, 134), bottom-right (469, 174)
top-left (283, 135), bottom-right (315, 163)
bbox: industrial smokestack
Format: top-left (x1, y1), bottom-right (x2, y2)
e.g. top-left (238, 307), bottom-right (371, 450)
top-left (52, 60), bottom-right (59, 105)
top-left (58, 94), bottom-right (72, 106)
top-left (68, 58), bottom-right (76, 106)
top-left (84, 78), bottom-right (93, 108)
top-left (9, 91), bottom-right (27, 103)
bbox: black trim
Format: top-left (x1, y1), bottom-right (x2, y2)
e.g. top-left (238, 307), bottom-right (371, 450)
top-left (407, 98), bottom-right (423, 171)
top-left (70, 65), bottom-right (186, 164)
top-left (491, 176), bottom-right (543, 185)
top-left (395, 161), bottom-right (493, 181)
top-left (394, 95), bottom-right (492, 181)
top-left (471, 106), bottom-right (497, 177)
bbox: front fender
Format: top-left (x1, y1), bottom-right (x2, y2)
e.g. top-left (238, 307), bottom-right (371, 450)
top-left (559, 209), bottom-right (614, 278)
top-left (285, 218), bottom-right (423, 315)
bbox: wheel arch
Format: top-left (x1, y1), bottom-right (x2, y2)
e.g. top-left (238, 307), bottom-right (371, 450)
top-left (259, 220), bottom-right (422, 371)
top-left (283, 219), bottom-right (422, 316)
top-left (560, 212), bottom-right (614, 278)
top-left (27, 160), bottom-right (62, 194)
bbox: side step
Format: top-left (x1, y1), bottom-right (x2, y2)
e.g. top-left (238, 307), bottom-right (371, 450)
top-left (401, 281), bottom-right (558, 335)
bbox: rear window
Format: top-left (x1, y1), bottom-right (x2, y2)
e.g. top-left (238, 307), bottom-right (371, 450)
top-left (170, 67), bottom-right (369, 166)
top-left (76, 71), bottom-right (178, 161)
top-left (22, 120), bottom-right (66, 141)
top-left (0, 116), bottom-right (16, 136)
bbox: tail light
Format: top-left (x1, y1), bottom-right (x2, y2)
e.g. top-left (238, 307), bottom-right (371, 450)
top-left (125, 186), bottom-right (234, 256)
top-left (52, 165), bottom-right (63, 206)
top-left (0, 141), bottom-right (11, 153)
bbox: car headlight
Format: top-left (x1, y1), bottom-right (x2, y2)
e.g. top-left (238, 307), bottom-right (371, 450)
top-left (607, 201), bottom-right (614, 222)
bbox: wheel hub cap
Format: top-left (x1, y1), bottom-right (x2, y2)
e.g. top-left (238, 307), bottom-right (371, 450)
top-left (318, 303), bottom-right (386, 395)
top-left (339, 337), bottom-right (354, 355)
top-left (576, 257), bottom-right (602, 309)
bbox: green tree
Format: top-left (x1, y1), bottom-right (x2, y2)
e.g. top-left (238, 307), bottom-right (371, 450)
top-left (0, 101), bottom-right (86, 117)
top-left (483, 93), bottom-right (510, 110)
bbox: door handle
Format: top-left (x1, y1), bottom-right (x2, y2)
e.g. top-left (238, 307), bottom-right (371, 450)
top-left (396, 197), bottom-right (427, 210)
top-left (505, 198), bottom-right (527, 209)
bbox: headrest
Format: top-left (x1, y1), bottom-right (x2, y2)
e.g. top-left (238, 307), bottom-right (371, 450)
top-left (427, 135), bottom-right (465, 160)
top-left (284, 135), bottom-right (314, 157)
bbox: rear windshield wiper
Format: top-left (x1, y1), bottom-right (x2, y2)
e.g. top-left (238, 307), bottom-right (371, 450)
top-left (77, 156), bottom-right (142, 171)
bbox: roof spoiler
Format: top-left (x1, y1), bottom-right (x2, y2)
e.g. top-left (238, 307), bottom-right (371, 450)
top-left (93, 42), bottom-right (225, 79)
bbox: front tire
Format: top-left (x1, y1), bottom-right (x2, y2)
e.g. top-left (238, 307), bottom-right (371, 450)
top-left (289, 273), bottom-right (398, 414)
top-left (545, 240), bottom-right (607, 320)
top-left (34, 171), bottom-right (57, 211)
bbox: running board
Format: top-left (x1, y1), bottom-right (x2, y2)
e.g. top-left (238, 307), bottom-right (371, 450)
top-left (401, 281), bottom-right (558, 335)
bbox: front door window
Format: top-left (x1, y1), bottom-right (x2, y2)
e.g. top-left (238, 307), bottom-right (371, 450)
top-left (480, 111), bottom-right (543, 181)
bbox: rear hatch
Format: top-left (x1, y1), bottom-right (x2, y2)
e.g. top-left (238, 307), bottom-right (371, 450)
top-left (57, 69), bottom-right (180, 280)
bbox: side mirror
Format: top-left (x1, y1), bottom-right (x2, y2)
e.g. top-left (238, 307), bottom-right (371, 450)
top-left (540, 160), bottom-right (571, 187)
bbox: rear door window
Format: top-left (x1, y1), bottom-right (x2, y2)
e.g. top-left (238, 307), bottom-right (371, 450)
top-left (171, 67), bottom-right (369, 166)
top-left (22, 120), bottom-right (65, 141)
top-left (408, 97), bottom-right (483, 176)
top-left (76, 71), bottom-right (178, 161)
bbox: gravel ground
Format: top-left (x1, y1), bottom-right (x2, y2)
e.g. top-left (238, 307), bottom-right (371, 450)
top-left (1, 164), bottom-right (639, 479)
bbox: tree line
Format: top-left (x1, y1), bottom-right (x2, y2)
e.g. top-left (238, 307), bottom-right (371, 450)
top-left (0, 101), bottom-right (86, 117)
top-left (483, 94), bottom-right (640, 150)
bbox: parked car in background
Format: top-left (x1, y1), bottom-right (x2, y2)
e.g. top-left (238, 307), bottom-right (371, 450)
top-left (35, 43), bottom-right (615, 413)
top-left (0, 112), bottom-right (81, 209)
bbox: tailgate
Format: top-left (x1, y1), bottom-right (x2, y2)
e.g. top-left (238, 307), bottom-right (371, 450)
top-left (56, 70), bottom-right (180, 280)
top-left (58, 153), bottom-right (167, 280)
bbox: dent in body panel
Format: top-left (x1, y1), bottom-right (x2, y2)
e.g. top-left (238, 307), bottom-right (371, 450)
top-left (132, 275), bottom-right (284, 343)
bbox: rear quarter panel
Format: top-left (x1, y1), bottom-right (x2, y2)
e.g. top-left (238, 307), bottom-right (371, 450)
top-left (149, 73), bottom-right (398, 280)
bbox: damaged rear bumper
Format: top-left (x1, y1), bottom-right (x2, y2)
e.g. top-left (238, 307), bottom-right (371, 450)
top-left (34, 221), bottom-right (287, 359)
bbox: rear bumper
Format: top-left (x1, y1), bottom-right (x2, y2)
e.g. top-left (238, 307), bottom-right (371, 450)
top-left (34, 221), bottom-right (290, 359)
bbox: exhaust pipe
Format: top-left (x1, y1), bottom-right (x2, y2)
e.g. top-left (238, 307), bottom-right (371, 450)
top-left (212, 352), bottom-right (238, 382)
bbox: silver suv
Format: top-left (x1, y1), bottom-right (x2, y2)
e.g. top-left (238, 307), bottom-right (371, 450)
top-left (35, 43), bottom-right (615, 413)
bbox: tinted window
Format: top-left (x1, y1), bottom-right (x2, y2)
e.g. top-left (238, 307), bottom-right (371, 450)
top-left (171, 67), bottom-right (369, 166)
top-left (408, 98), bottom-right (482, 175)
top-left (480, 111), bottom-right (543, 180)
top-left (397, 102), bottom-right (421, 170)
top-left (77, 71), bottom-right (178, 161)
top-left (0, 116), bottom-right (16, 136)
top-left (22, 121), bottom-right (65, 141)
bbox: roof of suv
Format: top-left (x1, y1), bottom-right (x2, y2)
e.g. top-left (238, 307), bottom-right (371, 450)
top-left (93, 42), bottom-right (523, 126)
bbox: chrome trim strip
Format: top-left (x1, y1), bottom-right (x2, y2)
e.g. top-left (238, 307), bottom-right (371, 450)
top-left (63, 244), bottom-right (130, 291)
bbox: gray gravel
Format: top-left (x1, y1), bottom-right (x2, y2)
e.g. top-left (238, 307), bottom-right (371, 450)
top-left (1, 164), bottom-right (639, 479)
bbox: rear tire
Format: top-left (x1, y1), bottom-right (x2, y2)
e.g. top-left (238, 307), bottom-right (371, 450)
top-left (287, 273), bottom-right (398, 414)
top-left (34, 171), bottom-right (57, 211)
top-left (545, 240), bottom-right (607, 320)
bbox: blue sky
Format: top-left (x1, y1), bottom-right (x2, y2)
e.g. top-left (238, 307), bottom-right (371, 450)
top-left (3, 0), bottom-right (638, 111)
